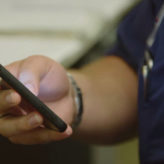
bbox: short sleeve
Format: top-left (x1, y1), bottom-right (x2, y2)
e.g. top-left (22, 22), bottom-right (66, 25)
top-left (107, 0), bottom-right (160, 72)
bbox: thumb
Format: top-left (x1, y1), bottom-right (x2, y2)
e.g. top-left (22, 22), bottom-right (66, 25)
top-left (6, 56), bottom-right (55, 97)
top-left (18, 71), bottom-right (40, 96)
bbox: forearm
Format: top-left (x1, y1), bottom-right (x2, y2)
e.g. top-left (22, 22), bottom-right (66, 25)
top-left (70, 56), bottom-right (138, 144)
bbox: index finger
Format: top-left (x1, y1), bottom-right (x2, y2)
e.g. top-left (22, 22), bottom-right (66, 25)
top-left (9, 125), bottom-right (72, 145)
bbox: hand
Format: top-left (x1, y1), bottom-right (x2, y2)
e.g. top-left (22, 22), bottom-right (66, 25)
top-left (0, 55), bottom-right (74, 144)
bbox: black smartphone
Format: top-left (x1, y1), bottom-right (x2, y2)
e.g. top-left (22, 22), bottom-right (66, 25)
top-left (0, 64), bottom-right (67, 132)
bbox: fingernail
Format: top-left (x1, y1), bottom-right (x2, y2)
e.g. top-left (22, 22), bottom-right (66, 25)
top-left (28, 114), bottom-right (42, 127)
top-left (6, 92), bottom-right (18, 104)
top-left (65, 126), bottom-right (72, 136)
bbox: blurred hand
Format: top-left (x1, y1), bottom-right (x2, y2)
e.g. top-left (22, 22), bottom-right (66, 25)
top-left (0, 55), bottom-right (74, 144)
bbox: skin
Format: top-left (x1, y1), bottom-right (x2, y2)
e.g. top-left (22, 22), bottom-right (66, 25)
top-left (0, 55), bottom-right (138, 145)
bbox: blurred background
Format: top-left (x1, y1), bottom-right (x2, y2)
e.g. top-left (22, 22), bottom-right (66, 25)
top-left (0, 0), bottom-right (140, 163)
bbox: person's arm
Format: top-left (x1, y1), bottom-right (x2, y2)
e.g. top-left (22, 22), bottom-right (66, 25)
top-left (70, 55), bottom-right (138, 144)
top-left (0, 55), bottom-right (138, 145)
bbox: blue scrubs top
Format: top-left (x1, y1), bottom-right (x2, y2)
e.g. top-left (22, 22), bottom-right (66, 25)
top-left (109, 0), bottom-right (164, 163)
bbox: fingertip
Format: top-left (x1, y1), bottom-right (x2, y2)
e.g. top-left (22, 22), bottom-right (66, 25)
top-left (64, 125), bottom-right (73, 136)
top-left (50, 125), bottom-right (72, 142)
top-left (14, 92), bottom-right (22, 104)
